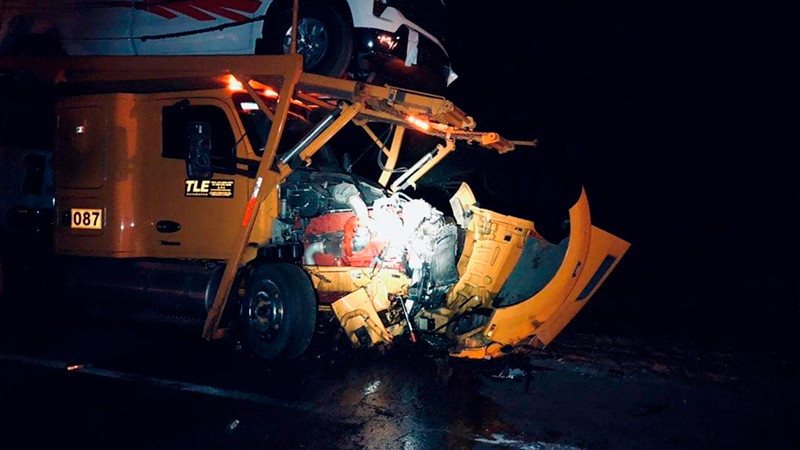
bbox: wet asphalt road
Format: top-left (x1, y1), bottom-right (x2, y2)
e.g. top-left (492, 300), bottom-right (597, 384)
top-left (0, 303), bottom-right (796, 450)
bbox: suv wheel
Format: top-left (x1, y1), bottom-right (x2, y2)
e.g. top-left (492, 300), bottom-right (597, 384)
top-left (259, 2), bottom-right (353, 77)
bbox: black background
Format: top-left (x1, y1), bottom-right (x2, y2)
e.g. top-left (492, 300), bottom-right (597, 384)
top-left (420, 1), bottom-right (795, 353)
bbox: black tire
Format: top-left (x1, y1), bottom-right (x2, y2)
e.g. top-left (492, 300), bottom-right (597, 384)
top-left (260, 2), bottom-right (353, 77)
top-left (240, 263), bottom-right (317, 359)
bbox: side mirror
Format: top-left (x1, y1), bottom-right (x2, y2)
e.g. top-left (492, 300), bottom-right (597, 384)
top-left (186, 121), bottom-right (214, 179)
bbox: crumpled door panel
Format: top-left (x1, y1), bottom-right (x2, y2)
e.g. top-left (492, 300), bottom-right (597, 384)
top-left (452, 189), bottom-right (630, 358)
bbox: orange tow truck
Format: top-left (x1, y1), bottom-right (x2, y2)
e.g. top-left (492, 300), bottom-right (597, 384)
top-left (0, 54), bottom-right (629, 360)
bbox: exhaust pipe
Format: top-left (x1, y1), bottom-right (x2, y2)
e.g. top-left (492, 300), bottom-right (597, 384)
top-left (303, 241), bottom-right (326, 265)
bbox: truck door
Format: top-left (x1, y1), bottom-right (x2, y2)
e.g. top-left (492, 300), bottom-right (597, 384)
top-left (147, 97), bottom-right (248, 259)
top-left (131, 0), bottom-right (266, 55)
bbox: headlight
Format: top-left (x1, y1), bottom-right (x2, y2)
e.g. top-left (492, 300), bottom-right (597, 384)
top-left (377, 33), bottom-right (399, 51)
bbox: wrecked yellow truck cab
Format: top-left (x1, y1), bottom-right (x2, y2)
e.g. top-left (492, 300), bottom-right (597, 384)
top-left (322, 181), bottom-right (629, 360)
top-left (1, 55), bottom-right (628, 360)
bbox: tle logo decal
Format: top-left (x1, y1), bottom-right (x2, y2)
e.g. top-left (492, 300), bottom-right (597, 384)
top-left (185, 179), bottom-right (235, 198)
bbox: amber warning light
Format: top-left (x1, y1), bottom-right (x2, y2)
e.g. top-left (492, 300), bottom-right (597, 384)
top-left (225, 74), bottom-right (244, 92)
top-left (406, 115), bottom-right (430, 131)
top-left (226, 75), bottom-right (279, 98)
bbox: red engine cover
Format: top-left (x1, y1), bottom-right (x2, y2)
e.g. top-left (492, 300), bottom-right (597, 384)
top-left (303, 211), bottom-right (386, 267)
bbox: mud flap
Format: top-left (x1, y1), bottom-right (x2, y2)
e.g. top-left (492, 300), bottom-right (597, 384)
top-left (452, 189), bottom-right (630, 358)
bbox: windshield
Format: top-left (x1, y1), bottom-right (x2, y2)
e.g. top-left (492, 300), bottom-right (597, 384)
top-left (232, 93), bottom-right (272, 156)
top-left (232, 92), bottom-right (321, 158)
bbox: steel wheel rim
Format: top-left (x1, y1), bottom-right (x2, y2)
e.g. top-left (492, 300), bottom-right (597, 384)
top-left (283, 17), bottom-right (328, 68)
top-left (247, 281), bottom-right (284, 341)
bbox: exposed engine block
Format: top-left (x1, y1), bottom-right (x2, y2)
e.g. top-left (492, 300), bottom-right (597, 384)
top-left (275, 170), bottom-right (459, 310)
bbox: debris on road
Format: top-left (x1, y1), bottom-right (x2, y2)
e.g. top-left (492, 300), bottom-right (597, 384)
top-left (492, 367), bottom-right (528, 380)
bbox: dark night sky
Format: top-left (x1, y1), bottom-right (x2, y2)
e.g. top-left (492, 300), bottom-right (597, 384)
top-left (431, 1), bottom-right (795, 352)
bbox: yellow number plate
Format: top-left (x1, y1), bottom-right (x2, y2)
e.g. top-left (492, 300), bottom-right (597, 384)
top-left (70, 208), bottom-right (103, 230)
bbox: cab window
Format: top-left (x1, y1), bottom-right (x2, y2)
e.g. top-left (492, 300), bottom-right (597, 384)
top-left (162, 104), bottom-right (237, 173)
top-left (232, 93), bottom-right (272, 156)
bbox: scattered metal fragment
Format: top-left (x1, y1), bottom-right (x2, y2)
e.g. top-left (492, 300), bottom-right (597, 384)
top-left (492, 367), bottom-right (527, 380)
top-left (363, 380), bottom-right (381, 396)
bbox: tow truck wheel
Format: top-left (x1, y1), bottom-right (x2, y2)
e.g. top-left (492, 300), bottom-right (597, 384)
top-left (260, 2), bottom-right (353, 77)
top-left (240, 263), bottom-right (317, 360)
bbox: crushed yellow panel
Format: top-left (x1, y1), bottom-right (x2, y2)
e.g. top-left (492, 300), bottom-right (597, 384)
top-left (526, 226), bottom-right (630, 347)
top-left (484, 190), bottom-right (592, 346)
top-left (448, 189), bottom-right (629, 359)
top-left (446, 206), bottom-right (535, 314)
top-left (305, 267), bottom-right (409, 295)
top-left (482, 190), bottom-right (630, 350)
top-left (330, 276), bottom-right (396, 348)
top-left (450, 342), bottom-right (504, 360)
